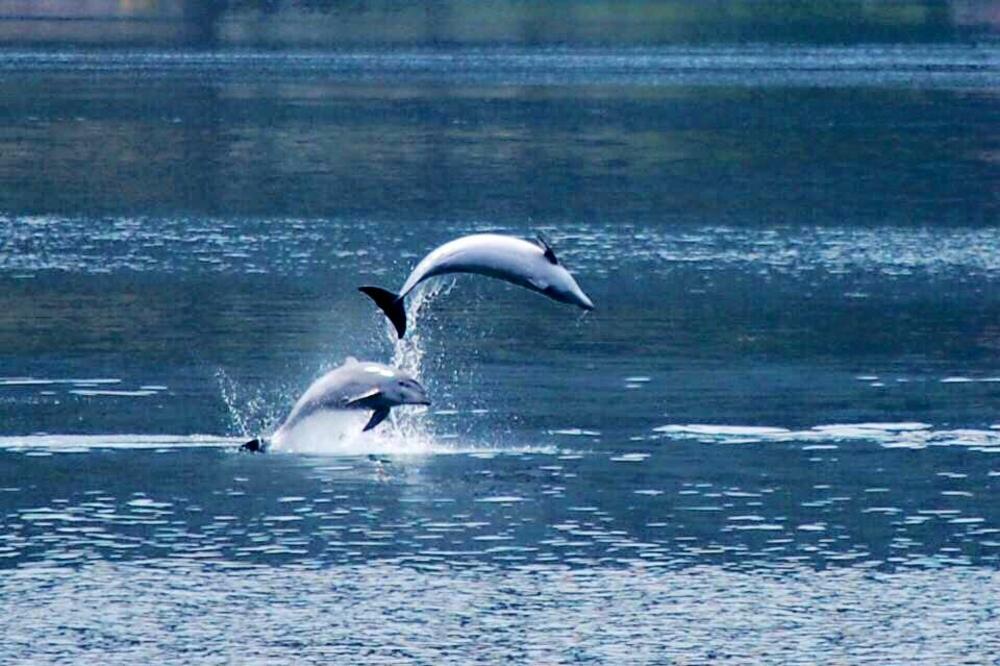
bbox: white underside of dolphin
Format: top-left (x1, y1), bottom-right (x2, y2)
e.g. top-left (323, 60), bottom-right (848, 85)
top-left (359, 233), bottom-right (594, 337)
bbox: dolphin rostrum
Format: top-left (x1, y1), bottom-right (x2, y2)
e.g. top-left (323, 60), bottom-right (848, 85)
top-left (359, 233), bottom-right (594, 338)
top-left (240, 357), bottom-right (430, 452)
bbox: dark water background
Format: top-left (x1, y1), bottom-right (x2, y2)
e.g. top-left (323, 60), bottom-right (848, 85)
top-left (1, 2), bottom-right (999, 663)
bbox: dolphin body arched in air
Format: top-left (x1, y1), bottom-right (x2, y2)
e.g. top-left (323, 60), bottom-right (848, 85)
top-left (359, 233), bottom-right (594, 338)
top-left (240, 358), bottom-right (430, 452)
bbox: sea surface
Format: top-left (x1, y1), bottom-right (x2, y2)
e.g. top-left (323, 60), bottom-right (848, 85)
top-left (1, 36), bottom-right (999, 664)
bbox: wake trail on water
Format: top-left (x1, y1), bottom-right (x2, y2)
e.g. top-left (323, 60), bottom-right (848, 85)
top-left (0, 432), bottom-right (563, 456)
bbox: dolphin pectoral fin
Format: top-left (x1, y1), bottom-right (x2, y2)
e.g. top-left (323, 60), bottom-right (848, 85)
top-left (359, 286), bottom-right (407, 338)
top-left (528, 276), bottom-right (550, 292)
top-left (363, 407), bottom-right (391, 432)
top-left (345, 389), bottom-right (383, 409)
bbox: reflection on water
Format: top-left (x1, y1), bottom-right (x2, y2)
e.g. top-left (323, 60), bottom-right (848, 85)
top-left (0, 436), bottom-right (998, 661)
top-left (3, 561), bottom-right (996, 663)
top-left (0, 436), bottom-right (997, 569)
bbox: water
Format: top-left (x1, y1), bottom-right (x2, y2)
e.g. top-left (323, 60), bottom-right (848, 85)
top-left (2, 27), bottom-right (999, 666)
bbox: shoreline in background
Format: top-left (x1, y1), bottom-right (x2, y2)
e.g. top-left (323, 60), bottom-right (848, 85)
top-left (0, 0), bottom-right (997, 49)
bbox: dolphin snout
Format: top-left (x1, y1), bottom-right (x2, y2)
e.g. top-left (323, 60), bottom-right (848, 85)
top-left (408, 380), bottom-right (431, 406)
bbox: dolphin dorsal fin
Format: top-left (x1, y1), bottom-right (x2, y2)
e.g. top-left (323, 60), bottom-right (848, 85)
top-left (344, 356), bottom-right (359, 365)
top-left (535, 233), bottom-right (559, 265)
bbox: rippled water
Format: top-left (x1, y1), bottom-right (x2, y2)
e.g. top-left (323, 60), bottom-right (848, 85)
top-left (1, 43), bottom-right (999, 663)
top-left (2, 46), bottom-right (998, 87)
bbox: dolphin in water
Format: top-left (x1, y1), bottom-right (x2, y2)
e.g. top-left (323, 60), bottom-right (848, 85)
top-left (240, 358), bottom-right (430, 453)
top-left (359, 233), bottom-right (594, 338)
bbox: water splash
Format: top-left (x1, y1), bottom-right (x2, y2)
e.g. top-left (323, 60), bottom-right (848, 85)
top-left (387, 277), bottom-right (456, 375)
top-left (384, 278), bottom-right (455, 443)
top-left (215, 368), bottom-right (286, 440)
top-left (213, 279), bottom-right (458, 456)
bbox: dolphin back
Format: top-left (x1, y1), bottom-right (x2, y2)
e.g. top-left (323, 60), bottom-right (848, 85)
top-left (278, 363), bottom-right (381, 433)
top-left (400, 234), bottom-right (548, 296)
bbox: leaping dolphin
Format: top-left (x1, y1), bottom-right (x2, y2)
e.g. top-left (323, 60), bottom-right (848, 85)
top-left (240, 358), bottom-right (430, 452)
top-left (359, 233), bottom-right (594, 338)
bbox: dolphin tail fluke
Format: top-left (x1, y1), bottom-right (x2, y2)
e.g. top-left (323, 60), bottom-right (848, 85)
top-left (358, 286), bottom-right (407, 338)
top-left (240, 438), bottom-right (265, 453)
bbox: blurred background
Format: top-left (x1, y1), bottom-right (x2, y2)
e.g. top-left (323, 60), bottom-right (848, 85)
top-left (0, 0), bottom-right (997, 48)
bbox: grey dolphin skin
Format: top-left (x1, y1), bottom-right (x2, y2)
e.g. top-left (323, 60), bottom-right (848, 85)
top-left (359, 233), bottom-right (594, 338)
top-left (240, 358), bottom-right (430, 453)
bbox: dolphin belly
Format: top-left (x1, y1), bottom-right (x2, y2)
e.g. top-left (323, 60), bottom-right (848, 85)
top-left (270, 409), bottom-right (372, 453)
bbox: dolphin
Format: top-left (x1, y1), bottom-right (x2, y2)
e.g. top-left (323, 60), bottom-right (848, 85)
top-left (359, 233), bottom-right (594, 338)
top-left (240, 357), bottom-right (430, 453)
